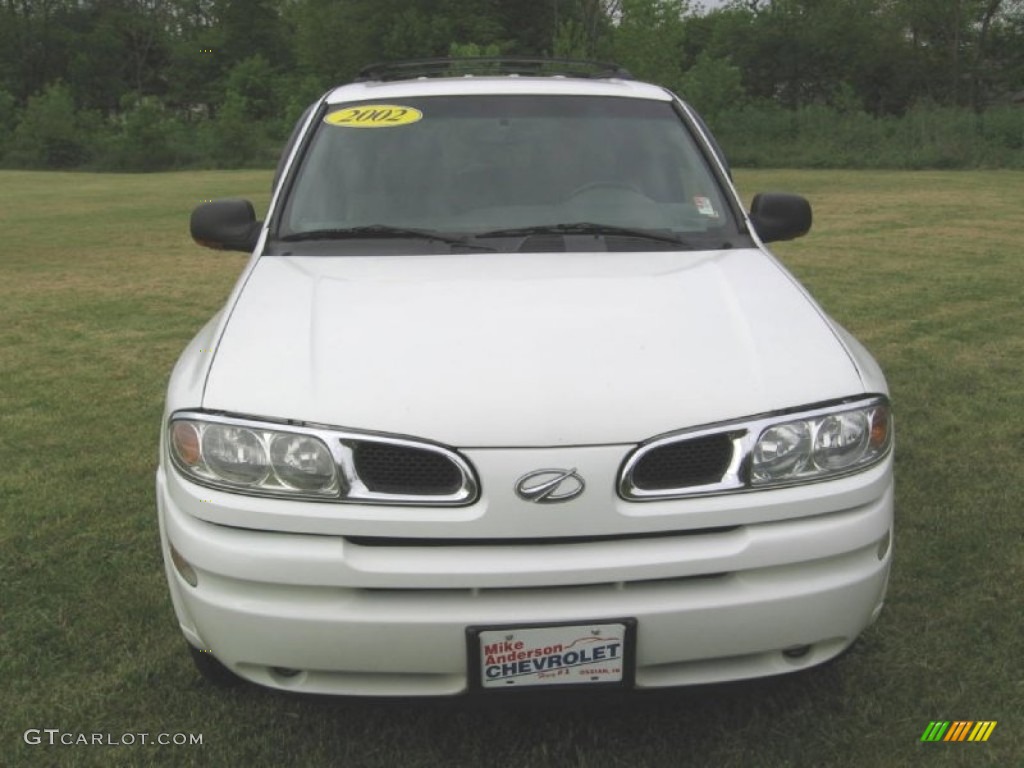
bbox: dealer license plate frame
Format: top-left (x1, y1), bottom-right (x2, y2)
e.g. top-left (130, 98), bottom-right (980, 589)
top-left (466, 618), bottom-right (637, 692)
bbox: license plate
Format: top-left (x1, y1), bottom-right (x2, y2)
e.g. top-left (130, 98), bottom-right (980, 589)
top-left (468, 619), bottom-right (636, 691)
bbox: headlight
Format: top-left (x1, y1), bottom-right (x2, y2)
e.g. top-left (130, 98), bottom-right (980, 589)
top-left (202, 425), bottom-right (272, 485)
top-left (620, 396), bottom-right (892, 500)
top-left (269, 433), bottom-right (337, 491)
top-left (751, 401), bottom-right (891, 486)
top-left (169, 419), bottom-right (338, 497)
top-left (166, 412), bottom-right (477, 504)
top-left (751, 422), bottom-right (811, 478)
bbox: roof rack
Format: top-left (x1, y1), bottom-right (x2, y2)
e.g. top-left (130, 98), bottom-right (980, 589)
top-left (354, 57), bottom-right (633, 83)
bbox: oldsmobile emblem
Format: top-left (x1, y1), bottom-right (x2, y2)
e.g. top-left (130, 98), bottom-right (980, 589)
top-left (514, 468), bottom-right (585, 504)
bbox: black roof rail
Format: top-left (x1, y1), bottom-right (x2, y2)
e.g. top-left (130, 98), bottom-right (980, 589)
top-left (354, 57), bottom-right (633, 83)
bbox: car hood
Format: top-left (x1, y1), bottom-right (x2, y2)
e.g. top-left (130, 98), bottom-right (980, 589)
top-left (202, 250), bottom-right (863, 447)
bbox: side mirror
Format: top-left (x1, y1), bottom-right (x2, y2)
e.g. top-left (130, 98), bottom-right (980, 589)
top-left (190, 199), bottom-right (261, 252)
top-left (749, 193), bottom-right (812, 243)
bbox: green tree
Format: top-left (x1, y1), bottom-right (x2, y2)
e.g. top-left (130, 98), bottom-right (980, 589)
top-left (380, 7), bottom-right (445, 59)
top-left (217, 0), bottom-right (292, 70)
top-left (163, 4), bottom-right (224, 116)
top-left (678, 52), bottom-right (745, 120)
top-left (0, 89), bottom-right (18, 162)
top-left (9, 82), bottom-right (98, 168)
top-left (292, 0), bottom-right (373, 85)
top-left (438, 0), bottom-right (505, 51)
top-left (703, 1), bottom-right (915, 114)
top-left (449, 42), bottom-right (503, 58)
top-left (100, 95), bottom-right (187, 171)
top-left (66, 9), bottom-right (133, 113)
top-left (207, 89), bottom-right (271, 168)
top-left (988, 2), bottom-right (1024, 102)
top-left (0, 1), bottom-right (82, 103)
top-left (890, 0), bottom-right (1023, 108)
top-left (495, 0), bottom-right (557, 53)
top-left (553, 19), bottom-right (594, 58)
top-left (223, 56), bottom-right (279, 121)
top-left (614, 0), bottom-right (690, 90)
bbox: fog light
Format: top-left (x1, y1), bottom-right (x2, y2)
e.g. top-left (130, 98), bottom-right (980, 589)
top-left (169, 543), bottom-right (198, 587)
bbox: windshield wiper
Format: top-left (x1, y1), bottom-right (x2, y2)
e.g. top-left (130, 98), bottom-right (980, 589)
top-left (280, 225), bottom-right (493, 249)
top-left (474, 222), bottom-right (696, 248)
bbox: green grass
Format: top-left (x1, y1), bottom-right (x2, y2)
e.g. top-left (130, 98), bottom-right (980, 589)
top-left (1, 169), bottom-right (1021, 767)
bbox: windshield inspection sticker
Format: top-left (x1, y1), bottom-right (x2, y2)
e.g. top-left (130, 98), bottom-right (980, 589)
top-left (324, 105), bottom-right (423, 128)
top-left (694, 196), bottom-right (719, 217)
top-left (475, 622), bottom-right (631, 689)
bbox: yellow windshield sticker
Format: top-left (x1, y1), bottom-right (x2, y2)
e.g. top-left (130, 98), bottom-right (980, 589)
top-left (324, 105), bottom-right (423, 128)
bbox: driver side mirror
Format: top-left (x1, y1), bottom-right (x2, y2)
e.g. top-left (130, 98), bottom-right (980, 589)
top-left (190, 199), bottom-right (262, 252)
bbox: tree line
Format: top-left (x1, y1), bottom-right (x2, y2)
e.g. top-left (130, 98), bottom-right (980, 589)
top-left (1, 0), bottom-right (1022, 171)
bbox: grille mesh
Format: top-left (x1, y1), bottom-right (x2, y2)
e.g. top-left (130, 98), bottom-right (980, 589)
top-left (352, 442), bottom-right (464, 495)
top-left (631, 433), bottom-right (734, 490)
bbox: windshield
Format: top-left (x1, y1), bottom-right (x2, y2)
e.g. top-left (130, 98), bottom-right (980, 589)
top-left (277, 95), bottom-right (737, 247)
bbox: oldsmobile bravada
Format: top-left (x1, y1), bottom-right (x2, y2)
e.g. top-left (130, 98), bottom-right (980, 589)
top-left (158, 58), bottom-right (894, 695)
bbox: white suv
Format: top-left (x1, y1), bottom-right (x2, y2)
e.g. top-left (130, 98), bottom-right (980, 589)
top-left (159, 58), bottom-right (893, 696)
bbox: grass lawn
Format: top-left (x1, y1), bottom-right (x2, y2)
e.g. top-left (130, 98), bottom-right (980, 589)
top-left (1, 169), bottom-right (1021, 767)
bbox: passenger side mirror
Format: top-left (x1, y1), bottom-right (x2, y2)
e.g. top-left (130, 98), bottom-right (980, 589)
top-left (749, 193), bottom-right (812, 243)
top-left (190, 199), bottom-right (262, 252)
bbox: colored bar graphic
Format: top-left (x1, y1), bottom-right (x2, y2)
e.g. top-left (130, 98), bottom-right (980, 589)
top-left (921, 722), bottom-right (950, 742)
top-left (968, 722), bottom-right (997, 742)
top-left (944, 721), bottom-right (973, 741)
top-left (921, 720), bottom-right (996, 743)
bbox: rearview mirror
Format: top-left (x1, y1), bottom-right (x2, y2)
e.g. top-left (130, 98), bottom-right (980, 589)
top-left (190, 199), bottom-right (261, 252)
top-left (749, 193), bottom-right (812, 243)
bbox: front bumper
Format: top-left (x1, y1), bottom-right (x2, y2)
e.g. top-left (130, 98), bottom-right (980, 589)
top-left (156, 461), bottom-right (893, 696)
